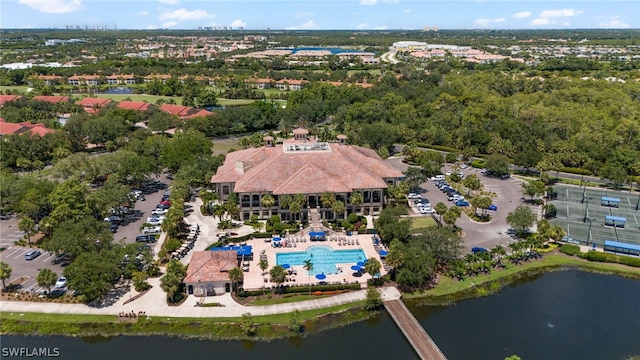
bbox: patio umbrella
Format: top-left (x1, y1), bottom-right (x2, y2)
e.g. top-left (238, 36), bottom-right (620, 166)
top-left (379, 250), bottom-right (388, 257)
top-left (315, 273), bottom-right (326, 280)
top-left (272, 237), bottom-right (282, 242)
top-left (281, 263), bottom-right (291, 269)
top-left (350, 265), bottom-right (363, 271)
top-left (356, 261), bottom-right (366, 267)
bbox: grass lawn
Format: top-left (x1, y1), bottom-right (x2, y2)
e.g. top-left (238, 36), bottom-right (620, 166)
top-left (410, 216), bottom-right (437, 230)
top-left (403, 253), bottom-right (640, 300)
top-left (212, 138), bottom-right (240, 155)
top-left (247, 293), bottom-right (330, 306)
top-left (0, 85), bottom-right (32, 94)
top-left (92, 93), bottom-right (176, 104)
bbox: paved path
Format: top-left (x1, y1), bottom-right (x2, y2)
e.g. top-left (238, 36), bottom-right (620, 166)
top-left (0, 286), bottom-right (401, 318)
top-left (385, 299), bottom-right (448, 360)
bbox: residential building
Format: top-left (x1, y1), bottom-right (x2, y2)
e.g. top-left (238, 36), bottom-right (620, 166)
top-left (67, 74), bottom-right (101, 86)
top-left (160, 104), bottom-right (213, 119)
top-left (183, 250), bottom-right (237, 296)
top-left (32, 95), bottom-right (71, 104)
top-left (0, 95), bottom-right (24, 106)
top-left (32, 75), bottom-right (64, 86)
top-left (105, 74), bottom-right (137, 85)
top-left (117, 100), bottom-right (153, 112)
top-left (210, 129), bottom-right (403, 221)
top-left (0, 118), bottom-right (55, 137)
top-left (144, 74), bottom-right (172, 84)
top-left (76, 97), bottom-right (113, 114)
top-left (275, 79), bottom-right (307, 91)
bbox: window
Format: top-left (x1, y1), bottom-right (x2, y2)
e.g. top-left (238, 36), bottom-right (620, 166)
top-left (222, 185), bottom-right (230, 195)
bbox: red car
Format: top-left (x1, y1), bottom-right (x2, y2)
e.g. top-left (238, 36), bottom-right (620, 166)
top-left (160, 199), bottom-right (171, 206)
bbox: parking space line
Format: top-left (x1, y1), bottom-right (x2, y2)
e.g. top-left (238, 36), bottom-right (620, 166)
top-left (42, 252), bottom-right (54, 262)
top-left (6, 234), bottom-right (23, 238)
top-left (13, 249), bottom-right (29, 259)
top-left (6, 247), bottom-right (21, 256)
top-left (24, 282), bottom-right (38, 292)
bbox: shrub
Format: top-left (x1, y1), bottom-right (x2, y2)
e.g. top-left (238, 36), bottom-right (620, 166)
top-left (559, 244), bottom-right (580, 256)
top-left (347, 213), bottom-right (359, 224)
top-left (165, 237), bottom-right (182, 253)
top-left (578, 251), bottom-right (640, 268)
top-left (470, 159), bottom-right (487, 168)
top-left (560, 167), bottom-right (592, 176)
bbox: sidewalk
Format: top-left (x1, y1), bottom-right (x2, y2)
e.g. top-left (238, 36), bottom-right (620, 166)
top-left (0, 286), bottom-right (401, 318)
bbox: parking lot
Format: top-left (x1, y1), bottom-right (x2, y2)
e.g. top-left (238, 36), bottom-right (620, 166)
top-left (550, 184), bottom-right (640, 247)
top-left (0, 174), bottom-right (172, 293)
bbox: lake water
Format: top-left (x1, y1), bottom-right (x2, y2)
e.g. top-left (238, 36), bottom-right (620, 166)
top-left (3, 270), bottom-right (639, 360)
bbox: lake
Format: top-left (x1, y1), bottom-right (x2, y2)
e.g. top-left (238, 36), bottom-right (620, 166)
top-left (2, 270), bottom-right (639, 360)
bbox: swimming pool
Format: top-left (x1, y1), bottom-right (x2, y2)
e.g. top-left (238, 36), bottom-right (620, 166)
top-left (276, 246), bottom-right (366, 275)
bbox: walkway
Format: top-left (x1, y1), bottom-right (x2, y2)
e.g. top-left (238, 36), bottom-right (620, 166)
top-left (385, 299), bottom-right (448, 360)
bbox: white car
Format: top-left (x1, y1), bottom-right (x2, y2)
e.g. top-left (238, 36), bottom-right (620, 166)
top-left (142, 226), bottom-right (162, 234)
top-left (407, 193), bottom-right (421, 199)
top-left (146, 216), bottom-right (165, 223)
top-left (445, 171), bottom-right (452, 176)
top-left (151, 208), bottom-right (168, 216)
top-left (419, 207), bottom-right (435, 214)
top-left (55, 276), bottom-right (67, 288)
top-left (460, 164), bottom-right (469, 169)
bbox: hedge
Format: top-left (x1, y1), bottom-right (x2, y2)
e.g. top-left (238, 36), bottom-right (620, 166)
top-left (470, 159), bottom-right (487, 168)
top-left (237, 283), bottom-right (361, 298)
top-left (560, 167), bottom-right (592, 176)
top-left (578, 251), bottom-right (640, 268)
top-left (559, 244), bottom-right (580, 256)
top-left (415, 142), bottom-right (461, 154)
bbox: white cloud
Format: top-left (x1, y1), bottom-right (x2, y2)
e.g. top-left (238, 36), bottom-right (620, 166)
top-left (597, 20), bottom-right (630, 28)
top-left (373, 25), bottom-right (389, 30)
top-left (146, 24), bottom-right (158, 29)
top-left (163, 21), bottom-right (177, 28)
top-left (357, 22), bottom-right (368, 29)
top-left (531, 18), bottom-right (551, 25)
top-left (138, 10), bottom-right (149, 16)
top-left (403, 9), bottom-right (412, 14)
top-left (158, 0), bottom-right (179, 4)
top-left (562, 22), bottom-right (571, 27)
top-left (474, 18), bottom-right (492, 27)
top-left (286, 21), bottom-right (319, 30)
top-left (294, 12), bottom-right (313, 19)
top-left (383, 0), bottom-right (400, 3)
top-left (159, 8), bottom-right (211, 21)
top-left (513, 11), bottom-right (531, 18)
top-left (540, 8), bottom-right (582, 18)
top-left (18, 0), bottom-right (82, 14)
top-left (494, 17), bottom-right (505, 22)
top-left (230, 19), bottom-right (246, 28)
top-left (360, 0), bottom-right (377, 5)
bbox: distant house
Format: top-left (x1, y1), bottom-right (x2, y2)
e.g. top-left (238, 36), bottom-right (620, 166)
top-left (144, 74), bottom-right (172, 84)
top-left (106, 74), bottom-right (137, 85)
top-left (32, 95), bottom-right (72, 104)
top-left (76, 97), bottom-right (113, 114)
top-left (183, 250), bottom-right (237, 296)
top-left (160, 104), bottom-right (213, 119)
top-left (32, 74), bottom-right (64, 86)
top-left (0, 95), bottom-right (25, 106)
top-left (244, 77), bottom-right (273, 89)
top-left (67, 74), bottom-right (101, 86)
top-left (0, 118), bottom-right (55, 137)
top-left (117, 100), bottom-right (153, 112)
top-left (275, 79), bottom-right (307, 91)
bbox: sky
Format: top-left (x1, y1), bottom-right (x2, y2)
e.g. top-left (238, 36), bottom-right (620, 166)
top-left (1, 0), bottom-right (638, 30)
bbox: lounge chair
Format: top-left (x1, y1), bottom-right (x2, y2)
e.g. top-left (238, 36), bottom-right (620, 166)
top-left (356, 239), bottom-right (360, 245)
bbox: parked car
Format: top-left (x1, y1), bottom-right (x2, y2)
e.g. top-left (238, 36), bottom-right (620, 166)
top-left (460, 163), bottom-right (469, 169)
top-left (472, 247), bottom-right (488, 254)
top-left (488, 204), bottom-right (498, 211)
top-left (407, 193), bottom-right (421, 199)
top-left (104, 216), bottom-right (122, 224)
top-left (136, 234), bottom-right (157, 243)
top-left (146, 215), bottom-right (165, 223)
top-left (160, 199), bottom-right (171, 206)
top-left (54, 276), bottom-right (67, 288)
top-left (142, 226), bottom-right (162, 234)
top-left (52, 254), bottom-right (70, 265)
top-left (152, 208), bottom-right (168, 216)
top-left (147, 219), bottom-right (163, 226)
top-left (455, 199), bottom-right (470, 207)
top-left (156, 204), bottom-right (170, 210)
top-left (109, 224), bottom-right (118, 233)
top-left (499, 173), bottom-right (511, 179)
top-left (24, 250), bottom-right (42, 260)
top-left (419, 207), bottom-right (435, 214)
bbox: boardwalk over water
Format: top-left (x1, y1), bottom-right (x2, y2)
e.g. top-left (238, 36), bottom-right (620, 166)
top-left (384, 299), bottom-right (448, 360)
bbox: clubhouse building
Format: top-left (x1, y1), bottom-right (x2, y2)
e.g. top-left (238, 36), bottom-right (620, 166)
top-left (210, 129), bottom-right (403, 221)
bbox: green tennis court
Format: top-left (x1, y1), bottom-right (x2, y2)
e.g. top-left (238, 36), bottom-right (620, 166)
top-left (550, 185), bottom-right (640, 247)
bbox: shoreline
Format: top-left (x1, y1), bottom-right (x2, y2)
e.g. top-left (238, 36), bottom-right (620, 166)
top-left (2, 253), bottom-right (639, 341)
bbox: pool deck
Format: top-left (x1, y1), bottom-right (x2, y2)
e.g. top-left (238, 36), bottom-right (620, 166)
top-left (242, 233), bottom-right (387, 290)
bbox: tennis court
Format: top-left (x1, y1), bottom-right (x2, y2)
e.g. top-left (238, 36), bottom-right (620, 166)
top-left (550, 185), bottom-right (640, 247)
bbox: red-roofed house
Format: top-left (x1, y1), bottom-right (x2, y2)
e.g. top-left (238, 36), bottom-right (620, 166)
top-left (275, 79), bottom-right (308, 91)
top-left (67, 74), bottom-right (101, 86)
top-left (117, 100), bottom-right (153, 112)
top-left (77, 97), bottom-right (113, 114)
top-left (0, 95), bottom-right (25, 106)
top-left (211, 130), bottom-right (403, 221)
top-left (32, 75), bottom-right (64, 86)
top-left (144, 74), bottom-right (172, 84)
top-left (0, 118), bottom-right (55, 137)
top-left (184, 250), bottom-right (237, 296)
top-left (244, 78), bottom-right (273, 89)
top-left (32, 95), bottom-right (71, 104)
top-left (160, 104), bottom-right (213, 119)
top-left (105, 74), bottom-right (137, 85)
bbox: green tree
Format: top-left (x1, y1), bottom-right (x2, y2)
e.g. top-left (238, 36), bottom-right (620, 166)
top-left (47, 216), bottom-right (113, 258)
top-left (260, 194), bottom-right (275, 208)
top-left (64, 248), bottom-right (122, 302)
top-left (331, 200), bottom-right (345, 219)
top-left (320, 192), bottom-right (335, 209)
top-left (303, 259), bottom-right (313, 294)
top-left (0, 262), bottom-right (12, 290)
top-left (349, 192), bottom-right (363, 215)
top-left (36, 268), bottom-right (58, 294)
top-left (364, 257), bottom-right (382, 282)
top-left (47, 177), bottom-right (91, 224)
top-left (462, 174), bottom-right (482, 196)
top-left (228, 267), bottom-right (244, 296)
top-left (160, 130), bottom-right (212, 174)
top-left (522, 180), bottom-right (546, 202)
top-left (161, 259), bottom-right (186, 303)
top-left (288, 309), bottom-right (303, 333)
top-left (18, 216), bottom-right (36, 245)
top-left (506, 205), bottom-right (537, 234)
top-left (375, 206), bottom-right (410, 245)
top-left (402, 167), bottom-right (427, 192)
top-left (364, 287), bottom-right (383, 310)
top-left (132, 270), bottom-right (150, 292)
top-left (434, 202), bottom-right (448, 224)
top-left (240, 312), bottom-right (257, 335)
top-left (269, 265), bottom-right (287, 294)
top-left (443, 206), bottom-right (462, 228)
top-left (485, 154), bottom-right (510, 176)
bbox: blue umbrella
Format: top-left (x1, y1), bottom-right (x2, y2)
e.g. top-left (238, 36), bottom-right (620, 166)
top-left (281, 263), bottom-right (291, 269)
top-left (379, 250), bottom-right (388, 257)
top-left (272, 237), bottom-right (282, 242)
top-left (356, 261), bottom-right (366, 267)
top-left (350, 265), bottom-right (362, 271)
top-left (315, 273), bottom-right (326, 280)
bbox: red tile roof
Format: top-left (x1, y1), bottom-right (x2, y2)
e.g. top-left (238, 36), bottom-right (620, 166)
top-left (77, 97), bottom-right (113, 113)
top-left (211, 138), bottom-right (403, 195)
top-left (32, 95), bottom-right (70, 104)
top-left (117, 101), bottom-right (152, 111)
top-left (0, 119), bottom-right (55, 136)
top-left (0, 119), bottom-right (26, 135)
top-left (184, 109), bottom-right (213, 119)
top-left (26, 124), bottom-right (55, 137)
top-left (184, 250), bottom-right (237, 283)
top-left (160, 104), bottom-right (192, 117)
top-left (0, 95), bottom-right (24, 105)
top-left (68, 74), bottom-right (101, 80)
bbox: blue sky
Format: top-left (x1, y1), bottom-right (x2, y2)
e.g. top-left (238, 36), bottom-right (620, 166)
top-left (2, 0), bottom-right (638, 30)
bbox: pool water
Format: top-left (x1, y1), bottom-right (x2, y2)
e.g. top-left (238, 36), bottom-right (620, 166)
top-left (276, 246), bottom-right (366, 275)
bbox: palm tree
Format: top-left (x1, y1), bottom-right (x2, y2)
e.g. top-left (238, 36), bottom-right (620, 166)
top-left (37, 268), bottom-right (58, 294)
top-left (18, 217), bottom-right (36, 245)
top-left (364, 258), bottom-right (381, 283)
top-left (320, 192), bottom-right (335, 209)
top-left (269, 265), bottom-right (287, 294)
top-left (385, 240), bottom-right (404, 280)
top-left (435, 202), bottom-right (448, 224)
top-left (331, 200), bottom-right (345, 220)
top-left (289, 201), bottom-right (302, 221)
top-left (261, 194), bottom-right (275, 209)
top-left (228, 267), bottom-right (244, 296)
top-left (303, 259), bottom-right (313, 294)
top-left (0, 262), bottom-right (12, 290)
top-left (349, 192), bottom-right (363, 215)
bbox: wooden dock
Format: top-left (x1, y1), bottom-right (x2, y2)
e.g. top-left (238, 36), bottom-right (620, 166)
top-left (384, 299), bottom-right (448, 360)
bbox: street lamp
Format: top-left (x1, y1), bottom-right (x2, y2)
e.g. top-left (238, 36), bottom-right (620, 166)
top-left (585, 218), bottom-right (596, 247)
top-left (583, 197), bottom-right (593, 223)
top-left (581, 186), bottom-right (587, 204)
top-left (635, 192), bottom-right (640, 211)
